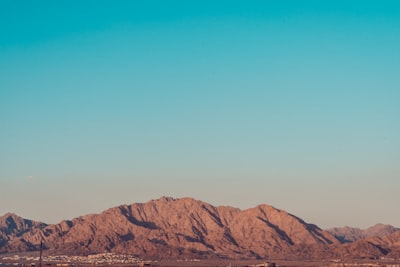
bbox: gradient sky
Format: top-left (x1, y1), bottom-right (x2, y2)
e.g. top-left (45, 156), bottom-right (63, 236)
top-left (1, 1), bottom-right (399, 229)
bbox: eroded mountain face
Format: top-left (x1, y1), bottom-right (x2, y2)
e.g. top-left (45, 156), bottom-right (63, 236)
top-left (1, 197), bottom-right (399, 260)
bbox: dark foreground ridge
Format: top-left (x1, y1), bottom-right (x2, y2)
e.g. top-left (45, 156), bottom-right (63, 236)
top-left (1, 197), bottom-right (400, 261)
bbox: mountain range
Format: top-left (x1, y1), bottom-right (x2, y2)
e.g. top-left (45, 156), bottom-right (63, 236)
top-left (327, 224), bottom-right (400, 243)
top-left (1, 197), bottom-right (399, 260)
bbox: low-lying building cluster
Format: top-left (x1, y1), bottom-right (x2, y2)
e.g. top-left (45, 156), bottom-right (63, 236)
top-left (0, 253), bottom-right (148, 266)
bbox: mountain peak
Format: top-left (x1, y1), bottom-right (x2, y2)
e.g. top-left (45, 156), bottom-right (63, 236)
top-left (1, 212), bottom-right (22, 220)
top-left (0, 212), bottom-right (47, 243)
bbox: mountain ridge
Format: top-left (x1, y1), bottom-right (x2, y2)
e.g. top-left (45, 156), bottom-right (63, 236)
top-left (327, 224), bottom-right (400, 243)
top-left (1, 197), bottom-right (399, 260)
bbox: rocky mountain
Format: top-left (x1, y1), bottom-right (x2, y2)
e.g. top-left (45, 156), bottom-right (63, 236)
top-left (327, 224), bottom-right (400, 243)
top-left (333, 230), bottom-right (400, 259)
top-left (0, 213), bottom-right (47, 248)
top-left (0, 197), bottom-right (338, 260)
top-left (1, 197), bottom-right (399, 261)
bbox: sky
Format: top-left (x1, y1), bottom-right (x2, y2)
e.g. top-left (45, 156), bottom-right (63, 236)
top-left (1, 0), bottom-right (399, 229)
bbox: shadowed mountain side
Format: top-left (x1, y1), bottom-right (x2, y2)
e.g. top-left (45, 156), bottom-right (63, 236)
top-left (0, 213), bottom-right (47, 249)
top-left (0, 197), bottom-right (339, 259)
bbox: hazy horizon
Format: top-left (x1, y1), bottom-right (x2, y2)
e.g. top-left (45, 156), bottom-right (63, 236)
top-left (1, 1), bottom-right (399, 229)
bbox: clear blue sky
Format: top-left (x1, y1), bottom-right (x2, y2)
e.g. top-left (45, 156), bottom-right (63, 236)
top-left (1, 0), bottom-right (399, 228)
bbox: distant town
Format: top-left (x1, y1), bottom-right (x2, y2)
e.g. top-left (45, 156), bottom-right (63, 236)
top-left (0, 253), bottom-right (149, 267)
top-left (1, 253), bottom-right (400, 267)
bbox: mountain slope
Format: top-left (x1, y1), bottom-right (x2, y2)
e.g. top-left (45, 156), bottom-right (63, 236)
top-left (332, 230), bottom-right (400, 259)
top-left (0, 213), bottom-right (47, 248)
top-left (0, 197), bottom-right (339, 259)
top-left (327, 224), bottom-right (400, 243)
